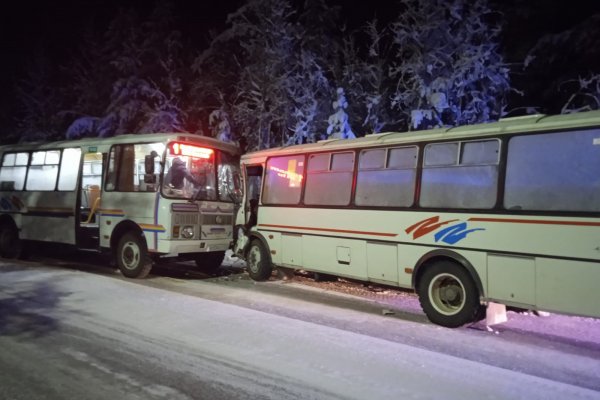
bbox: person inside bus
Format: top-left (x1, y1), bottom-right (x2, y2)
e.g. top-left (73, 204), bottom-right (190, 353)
top-left (245, 198), bottom-right (259, 229)
top-left (164, 157), bottom-right (200, 190)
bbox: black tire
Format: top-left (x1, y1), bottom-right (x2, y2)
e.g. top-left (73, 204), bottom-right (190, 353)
top-left (116, 232), bottom-right (152, 278)
top-left (195, 251), bottom-right (225, 273)
top-left (417, 260), bottom-right (483, 328)
top-left (246, 239), bottom-right (272, 281)
top-left (0, 223), bottom-right (23, 259)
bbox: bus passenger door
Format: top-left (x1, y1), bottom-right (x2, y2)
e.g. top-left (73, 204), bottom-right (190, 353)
top-left (243, 165), bottom-right (263, 229)
top-left (77, 151), bottom-right (105, 249)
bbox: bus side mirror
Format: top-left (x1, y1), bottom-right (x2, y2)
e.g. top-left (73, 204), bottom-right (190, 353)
top-left (144, 174), bottom-right (157, 184)
top-left (230, 172), bottom-right (243, 205)
top-left (145, 153), bottom-right (156, 174)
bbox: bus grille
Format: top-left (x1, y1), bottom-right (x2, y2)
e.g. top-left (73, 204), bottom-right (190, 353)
top-left (202, 214), bottom-right (233, 225)
top-left (173, 213), bottom-right (199, 225)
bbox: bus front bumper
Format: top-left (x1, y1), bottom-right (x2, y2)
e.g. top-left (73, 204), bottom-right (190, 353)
top-left (156, 239), bottom-right (231, 256)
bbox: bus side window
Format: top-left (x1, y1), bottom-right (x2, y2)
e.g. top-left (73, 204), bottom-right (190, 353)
top-left (58, 148), bottom-right (82, 191)
top-left (106, 145), bottom-right (135, 191)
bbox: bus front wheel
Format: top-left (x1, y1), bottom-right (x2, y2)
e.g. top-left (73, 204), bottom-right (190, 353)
top-left (116, 232), bottom-right (152, 279)
top-left (417, 261), bottom-right (483, 328)
top-left (0, 223), bottom-right (23, 259)
top-left (246, 239), bottom-right (272, 281)
top-left (195, 251), bottom-right (225, 274)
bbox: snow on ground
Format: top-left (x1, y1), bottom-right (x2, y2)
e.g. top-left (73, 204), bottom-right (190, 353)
top-left (222, 251), bottom-right (600, 344)
top-left (2, 262), bottom-right (600, 400)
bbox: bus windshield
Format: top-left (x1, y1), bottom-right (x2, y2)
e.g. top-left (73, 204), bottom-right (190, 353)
top-left (162, 141), bottom-right (240, 202)
top-left (218, 152), bottom-right (242, 204)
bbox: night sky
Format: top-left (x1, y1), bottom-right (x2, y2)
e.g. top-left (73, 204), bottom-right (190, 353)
top-left (0, 1), bottom-right (240, 98)
top-left (1, 0), bottom-right (599, 128)
top-left (0, 0), bottom-right (393, 115)
top-left (1, 0), bottom-right (395, 66)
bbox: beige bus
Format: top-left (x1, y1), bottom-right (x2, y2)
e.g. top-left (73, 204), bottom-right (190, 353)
top-left (234, 111), bottom-right (600, 327)
top-left (0, 133), bottom-right (240, 278)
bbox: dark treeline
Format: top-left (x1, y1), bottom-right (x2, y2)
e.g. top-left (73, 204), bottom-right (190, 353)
top-left (3, 0), bottom-right (599, 150)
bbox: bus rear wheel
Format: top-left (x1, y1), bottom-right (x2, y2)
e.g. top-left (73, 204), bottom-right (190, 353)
top-left (246, 239), bottom-right (272, 281)
top-left (195, 251), bottom-right (225, 274)
top-left (0, 223), bottom-right (23, 259)
top-left (116, 232), bottom-right (152, 279)
top-left (417, 260), bottom-right (483, 328)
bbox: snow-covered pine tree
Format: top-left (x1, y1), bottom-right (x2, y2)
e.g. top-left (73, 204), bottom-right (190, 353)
top-left (106, 3), bottom-right (186, 136)
top-left (14, 47), bottom-right (64, 141)
top-left (62, 25), bottom-right (115, 139)
top-left (192, 0), bottom-right (296, 150)
top-left (193, 0), bottom-right (333, 150)
top-left (231, 0), bottom-right (299, 150)
top-left (190, 48), bottom-right (237, 140)
top-left (326, 87), bottom-right (356, 139)
top-left (524, 14), bottom-right (600, 114)
top-left (559, 74), bottom-right (600, 114)
top-left (282, 0), bottom-right (340, 144)
top-left (285, 48), bottom-right (331, 146)
top-left (340, 19), bottom-right (398, 134)
top-left (208, 109), bottom-right (234, 143)
top-left (65, 3), bottom-right (187, 138)
top-left (298, 0), bottom-right (342, 61)
top-left (336, 36), bottom-right (365, 134)
top-left (137, 2), bottom-right (186, 133)
top-left (389, 0), bottom-right (510, 130)
top-left (65, 8), bottom-right (141, 138)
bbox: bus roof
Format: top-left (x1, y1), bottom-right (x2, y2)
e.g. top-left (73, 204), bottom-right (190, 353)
top-left (0, 132), bottom-right (240, 154)
top-left (241, 110), bottom-right (600, 160)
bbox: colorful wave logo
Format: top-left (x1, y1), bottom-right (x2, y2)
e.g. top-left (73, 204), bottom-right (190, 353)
top-left (405, 216), bottom-right (484, 245)
top-left (0, 196), bottom-right (25, 211)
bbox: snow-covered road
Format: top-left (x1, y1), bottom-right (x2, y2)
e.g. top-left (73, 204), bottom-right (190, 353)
top-left (0, 259), bottom-right (599, 400)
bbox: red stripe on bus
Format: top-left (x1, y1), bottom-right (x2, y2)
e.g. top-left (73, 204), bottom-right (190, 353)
top-left (468, 217), bottom-right (600, 227)
top-left (258, 223), bottom-right (398, 237)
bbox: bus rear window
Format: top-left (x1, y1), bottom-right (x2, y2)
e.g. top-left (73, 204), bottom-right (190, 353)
top-left (505, 129), bottom-right (600, 212)
top-left (0, 152), bottom-right (29, 191)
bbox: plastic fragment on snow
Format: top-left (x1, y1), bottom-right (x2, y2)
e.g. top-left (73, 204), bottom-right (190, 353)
top-left (486, 302), bottom-right (507, 326)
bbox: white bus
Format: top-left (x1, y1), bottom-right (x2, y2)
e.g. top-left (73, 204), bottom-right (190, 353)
top-left (0, 133), bottom-right (241, 278)
top-left (234, 111), bottom-right (600, 327)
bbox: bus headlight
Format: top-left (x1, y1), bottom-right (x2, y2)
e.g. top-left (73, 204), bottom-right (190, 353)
top-left (181, 226), bottom-right (194, 239)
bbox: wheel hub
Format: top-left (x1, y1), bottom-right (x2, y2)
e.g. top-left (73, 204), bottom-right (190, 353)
top-left (441, 285), bottom-right (460, 302)
top-left (248, 247), bottom-right (261, 273)
top-left (428, 273), bottom-right (466, 315)
top-left (122, 242), bottom-right (139, 269)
